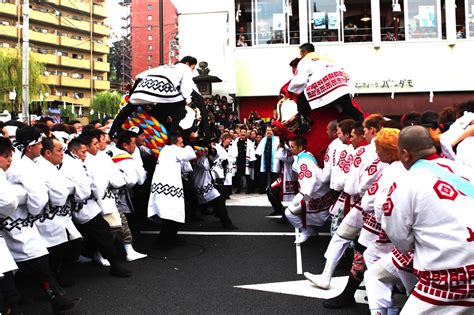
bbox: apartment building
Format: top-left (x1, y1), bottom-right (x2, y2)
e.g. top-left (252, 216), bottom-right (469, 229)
top-left (0, 0), bottom-right (110, 114)
top-left (130, 0), bottom-right (178, 78)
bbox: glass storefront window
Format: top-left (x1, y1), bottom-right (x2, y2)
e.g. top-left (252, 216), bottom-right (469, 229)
top-left (344, 0), bottom-right (372, 42)
top-left (405, 0), bottom-right (442, 39)
top-left (308, 0), bottom-right (341, 42)
top-left (466, 0), bottom-right (474, 38)
top-left (255, 0), bottom-right (286, 44)
top-left (235, 0), bottom-right (299, 46)
top-left (380, 0), bottom-right (406, 41)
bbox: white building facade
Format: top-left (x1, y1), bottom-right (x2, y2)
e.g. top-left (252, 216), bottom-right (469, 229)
top-left (172, 0), bottom-right (474, 118)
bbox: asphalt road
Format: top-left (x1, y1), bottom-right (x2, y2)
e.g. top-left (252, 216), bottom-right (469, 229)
top-left (17, 198), bottom-right (370, 315)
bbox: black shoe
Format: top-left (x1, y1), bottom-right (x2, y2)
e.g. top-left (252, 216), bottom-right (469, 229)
top-left (323, 276), bottom-right (361, 309)
top-left (109, 263), bottom-right (132, 278)
top-left (235, 189), bottom-right (242, 194)
top-left (51, 295), bottom-right (81, 314)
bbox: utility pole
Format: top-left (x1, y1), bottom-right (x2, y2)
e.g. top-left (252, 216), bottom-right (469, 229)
top-left (21, 0), bottom-right (30, 123)
top-left (159, 0), bottom-right (164, 65)
top-left (90, 0), bottom-right (93, 117)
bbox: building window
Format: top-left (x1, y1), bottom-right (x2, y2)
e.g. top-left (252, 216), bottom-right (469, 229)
top-left (148, 25), bottom-right (152, 31)
top-left (308, 0), bottom-right (341, 42)
top-left (148, 55), bottom-right (152, 61)
top-left (148, 35), bottom-right (153, 40)
top-left (235, 0), bottom-right (299, 46)
top-left (148, 4), bottom-right (152, 11)
top-left (380, 0), bottom-right (405, 41)
top-left (148, 15), bottom-right (152, 21)
top-left (148, 45), bottom-right (153, 50)
top-left (406, 0), bottom-right (442, 39)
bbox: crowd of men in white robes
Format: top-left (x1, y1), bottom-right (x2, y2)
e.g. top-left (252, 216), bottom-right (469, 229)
top-left (0, 99), bottom-right (473, 314)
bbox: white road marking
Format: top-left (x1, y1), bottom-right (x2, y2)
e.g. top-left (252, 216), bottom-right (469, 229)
top-left (234, 277), bottom-right (368, 304)
top-left (141, 231), bottom-right (331, 237)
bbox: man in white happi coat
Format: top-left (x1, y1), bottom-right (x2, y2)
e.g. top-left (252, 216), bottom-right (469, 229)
top-left (285, 135), bottom-right (335, 244)
top-left (305, 114), bottom-right (386, 309)
top-left (148, 133), bottom-right (196, 248)
top-left (233, 128), bottom-right (256, 194)
top-left (326, 119), bottom-right (356, 235)
top-left (109, 56), bottom-right (198, 136)
top-left (212, 134), bottom-right (234, 199)
top-left (321, 120), bottom-right (342, 185)
top-left (383, 126), bottom-right (474, 314)
top-left (110, 130), bottom-right (148, 261)
top-left (3, 127), bottom-right (79, 313)
top-left (267, 143), bottom-right (298, 218)
top-left (75, 132), bottom-right (132, 277)
top-left (35, 137), bottom-right (83, 286)
top-left (0, 137), bottom-right (22, 314)
top-left (360, 128), bottom-right (416, 315)
top-left (192, 150), bottom-right (237, 230)
top-left (288, 42), bottom-right (363, 122)
top-left (256, 126), bottom-right (281, 193)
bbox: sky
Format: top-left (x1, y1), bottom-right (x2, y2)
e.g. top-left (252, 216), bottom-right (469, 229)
top-left (107, 0), bottom-right (127, 43)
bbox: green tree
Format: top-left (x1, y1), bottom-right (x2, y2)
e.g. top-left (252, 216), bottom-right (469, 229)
top-left (0, 49), bottom-right (49, 113)
top-left (90, 91), bottom-right (122, 121)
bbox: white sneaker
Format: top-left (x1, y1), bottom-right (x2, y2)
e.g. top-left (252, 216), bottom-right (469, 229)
top-left (304, 272), bottom-right (331, 290)
top-left (92, 252), bottom-right (110, 267)
top-left (125, 244), bottom-right (148, 262)
top-left (294, 227), bottom-right (314, 244)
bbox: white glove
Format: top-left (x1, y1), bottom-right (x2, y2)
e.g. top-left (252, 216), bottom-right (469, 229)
top-left (292, 192), bottom-right (304, 207)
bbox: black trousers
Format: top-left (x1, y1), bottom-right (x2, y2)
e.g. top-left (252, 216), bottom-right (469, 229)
top-left (109, 101), bottom-right (187, 137)
top-left (234, 174), bottom-right (252, 192)
top-left (207, 195), bottom-right (232, 226)
top-left (0, 271), bottom-right (20, 314)
top-left (16, 255), bottom-right (60, 294)
top-left (149, 100), bottom-right (187, 135)
top-left (159, 219), bottom-right (181, 243)
top-left (297, 93), bottom-right (364, 122)
top-left (48, 238), bottom-right (82, 279)
top-left (267, 184), bottom-right (284, 214)
top-left (76, 214), bottom-right (122, 264)
top-left (259, 172), bottom-right (279, 193)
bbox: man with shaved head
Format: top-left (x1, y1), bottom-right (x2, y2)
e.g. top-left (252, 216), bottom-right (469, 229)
top-left (382, 126), bottom-right (474, 314)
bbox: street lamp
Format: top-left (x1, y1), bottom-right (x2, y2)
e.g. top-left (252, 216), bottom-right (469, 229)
top-left (9, 89), bottom-right (17, 120)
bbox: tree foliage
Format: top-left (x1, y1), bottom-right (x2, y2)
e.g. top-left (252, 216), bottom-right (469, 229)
top-left (90, 91), bottom-right (122, 121)
top-left (0, 49), bottom-right (49, 112)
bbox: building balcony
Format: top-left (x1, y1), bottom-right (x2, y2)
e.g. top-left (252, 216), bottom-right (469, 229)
top-left (93, 23), bottom-right (109, 36)
top-left (61, 76), bottom-right (91, 89)
top-left (93, 4), bottom-right (107, 18)
top-left (0, 3), bottom-right (18, 17)
top-left (42, 75), bottom-right (61, 86)
top-left (60, 16), bottom-right (90, 32)
top-left (30, 30), bottom-right (60, 46)
top-left (30, 10), bottom-right (60, 26)
top-left (50, 95), bottom-right (91, 107)
top-left (93, 42), bottom-right (109, 54)
top-left (60, 36), bottom-right (91, 51)
top-left (45, 0), bottom-right (60, 5)
top-left (93, 79), bottom-right (110, 90)
top-left (94, 60), bottom-right (110, 72)
top-left (0, 25), bottom-right (18, 39)
top-left (60, 0), bottom-right (90, 14)
top-left (60, 56), bottom-right (90, 69)
top-left (32, 53), bottom-right (60, 65)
